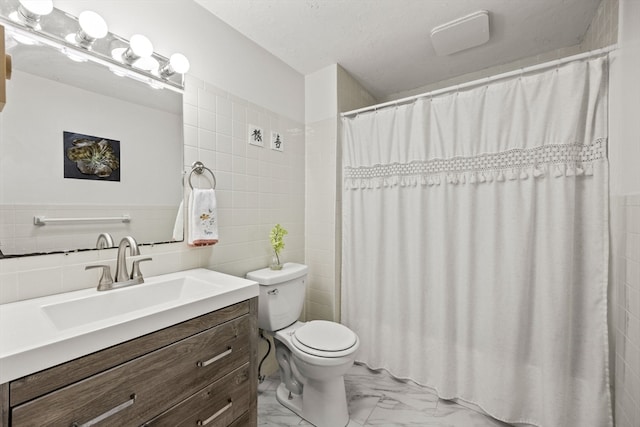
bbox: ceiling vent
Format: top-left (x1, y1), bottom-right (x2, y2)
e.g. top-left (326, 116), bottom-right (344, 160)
top-left (430, 10), bottom-right (490, 56)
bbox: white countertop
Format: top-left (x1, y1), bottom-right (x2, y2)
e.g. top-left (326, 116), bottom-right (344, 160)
top-left (0, 268), bottom-right (258, 384)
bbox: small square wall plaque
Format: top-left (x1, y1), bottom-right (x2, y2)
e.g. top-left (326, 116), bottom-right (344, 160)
top-left (271, 131), bottom-right (283, 152)
top-left (248, 124), bottom-right (264, 147)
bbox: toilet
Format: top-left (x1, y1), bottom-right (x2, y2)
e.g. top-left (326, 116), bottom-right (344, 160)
top-left (246, 262), bottom-right (359, 427)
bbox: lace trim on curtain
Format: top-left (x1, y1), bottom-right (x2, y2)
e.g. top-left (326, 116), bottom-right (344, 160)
top-left (344, 139), bottom-right (606, 190)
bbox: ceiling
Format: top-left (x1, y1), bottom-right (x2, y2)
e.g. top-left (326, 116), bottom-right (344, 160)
top-left (195, 0), bottom-right (602, 101)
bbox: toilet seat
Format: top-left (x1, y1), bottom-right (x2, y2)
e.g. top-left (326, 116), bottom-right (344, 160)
top-left (292, 320), bottom-right (358, 358)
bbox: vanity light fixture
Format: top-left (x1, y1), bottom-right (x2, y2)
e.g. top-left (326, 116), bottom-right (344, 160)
top-left (120, 34), bottom-right (153, 64)
top-left (14, 0), bottom-right (53, 29)
top-left (158, 53), bottom-right (190, 78)
top-left (0, 2), bottom-right (187, 92)
top-left (65, 11), bottom-right (108, 49)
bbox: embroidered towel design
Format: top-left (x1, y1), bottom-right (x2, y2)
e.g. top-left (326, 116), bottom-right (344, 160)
top-left (188, 188), bottom-right (218, 246)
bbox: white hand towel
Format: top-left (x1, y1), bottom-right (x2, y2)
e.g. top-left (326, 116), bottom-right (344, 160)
top-left (172, 200), bottom-right (184, 241)
top-left (187, 188), bottom-right (219, 246)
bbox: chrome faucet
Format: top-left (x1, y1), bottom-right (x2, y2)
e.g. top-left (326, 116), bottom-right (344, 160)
top-left (115, 236), bottom-right (140, 282)
top-left (95, 232), bottom-right (114, 249)
top-left (86, 236), bottom-right (152, 291)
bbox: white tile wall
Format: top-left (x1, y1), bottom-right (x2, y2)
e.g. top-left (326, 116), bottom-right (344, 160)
top-left (613, 194), bottom-right (640, 427)
top-left (0, 75), bottom-right (305, 304)
top-left (304, 65), bottom-right (377, 323)
top-left (305, 117), bottom-right (338, 321)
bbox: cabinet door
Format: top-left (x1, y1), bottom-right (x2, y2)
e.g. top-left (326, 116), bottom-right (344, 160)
top-left (11, 315), bottom-right (251, 426)
top-left (145, 364), bottom-right (251, 427)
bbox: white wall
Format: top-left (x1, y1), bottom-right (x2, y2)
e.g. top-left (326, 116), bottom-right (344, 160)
top-left (0, 1), bottom-right (305, 302)
top-left (305, 65), bottom-right (338, 124)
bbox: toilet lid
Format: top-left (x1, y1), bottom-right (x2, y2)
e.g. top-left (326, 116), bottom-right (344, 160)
top-left (293, 320), bottom-right (357, 353)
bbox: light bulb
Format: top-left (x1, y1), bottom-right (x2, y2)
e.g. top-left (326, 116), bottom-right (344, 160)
top-left (17, 0), bottom-right (53, 28)
top-left (122, 34), bottom-right (153, 62)
top-left (79, 11), bottom-right (108, 39)
top-left (149, 81), bottom-right (164, 90)
top-left (170, 53), bottom-right (190, 74)
top-left (131, 34), bottom-right (153, 57)
top-left (132, 56), bottom-right (159, 72)
top-left (7, 28), bottom-right (38, 46)
top-left (19, 0), bottom-right (53, 16)
top-left (109, 67), bottom-right (127, 77)
top-left (66, 11), bottom-right (108, 49)
top-left (62, 47), bottom-right (88, 63)
top-left (159, 53), bottom-right (190, 78)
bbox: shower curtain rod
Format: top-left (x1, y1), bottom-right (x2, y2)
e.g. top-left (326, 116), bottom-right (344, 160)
top-left (341, 44), bottom-right (617, 117)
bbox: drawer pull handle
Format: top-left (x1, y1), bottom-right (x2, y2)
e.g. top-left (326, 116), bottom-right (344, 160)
top-left (197, 400), bottom-right (232, 426)
top-left (197, 347), bottom-right (232, 367)
top-left (71, 394), bottom-right (136, 427)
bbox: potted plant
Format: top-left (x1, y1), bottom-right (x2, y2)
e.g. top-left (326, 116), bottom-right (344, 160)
top-left (269, 223), bottom-right (288, 270)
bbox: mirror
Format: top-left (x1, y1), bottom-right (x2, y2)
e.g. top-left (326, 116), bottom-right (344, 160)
top-left (0, 24), bottom-right (184, 257)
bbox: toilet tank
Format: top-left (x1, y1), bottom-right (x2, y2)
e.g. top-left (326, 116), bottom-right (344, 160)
top-left (246, 263), bottom-right (308, 332)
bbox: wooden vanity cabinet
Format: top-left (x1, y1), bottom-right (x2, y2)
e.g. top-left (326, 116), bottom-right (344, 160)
top-left (0, 298), bottom-right (258, 427)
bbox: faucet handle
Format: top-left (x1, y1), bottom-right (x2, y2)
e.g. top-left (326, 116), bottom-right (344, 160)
top-left (131, 257), bottom-right (152, 282)
top-left (85, 264), bottom-right (114, 291)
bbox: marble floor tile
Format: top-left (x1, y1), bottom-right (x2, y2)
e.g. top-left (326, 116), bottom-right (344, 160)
top-left (347, 393), bottom-right (380, 425)
top-left (433, 401), bottom-right (512, 427)
top-left (258, 388), bottom-right (306, 426)
top-left (258, 363), bottom-right (511, 427)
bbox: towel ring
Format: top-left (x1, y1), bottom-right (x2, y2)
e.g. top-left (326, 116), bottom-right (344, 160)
top-left (188, 161), bottom-right (217, 190)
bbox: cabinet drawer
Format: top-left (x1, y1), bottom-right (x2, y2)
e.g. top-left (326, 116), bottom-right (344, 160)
top-left (11, 315), bottom-right (251, 426)
top-left (145, 363), bottom-right (251, 427)
top-left (228, 411), bottom-right (251, 427)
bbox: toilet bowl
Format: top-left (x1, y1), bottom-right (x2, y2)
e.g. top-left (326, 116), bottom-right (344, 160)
top-left (246, 263), bottom-right (360, 427)
top-left (272, 321), bottom-right (358, 427)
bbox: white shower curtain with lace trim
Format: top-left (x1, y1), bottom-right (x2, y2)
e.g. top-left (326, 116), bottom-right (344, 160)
top-left (341, 57), bottom-right (612, 427)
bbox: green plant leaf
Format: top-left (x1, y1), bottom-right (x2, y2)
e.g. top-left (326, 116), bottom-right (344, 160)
top-left (270, 223), bottom-right (288, 254)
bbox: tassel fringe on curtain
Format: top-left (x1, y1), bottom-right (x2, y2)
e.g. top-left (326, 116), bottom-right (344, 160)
top-left (345, 139), bottom-right (605, 190)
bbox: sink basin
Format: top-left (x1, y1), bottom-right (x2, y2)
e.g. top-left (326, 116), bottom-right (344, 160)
top-left (0, 268), bottom-right (258, 384)
top-left (41, 276), bottom-right (218, 330)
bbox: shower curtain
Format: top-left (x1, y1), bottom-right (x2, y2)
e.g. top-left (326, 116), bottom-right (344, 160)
top-left (341, 57), bottom-right (611, 427)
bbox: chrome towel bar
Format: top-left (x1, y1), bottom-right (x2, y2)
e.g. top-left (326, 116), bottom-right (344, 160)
top-left (34, 215), bottom-right (131, 226)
